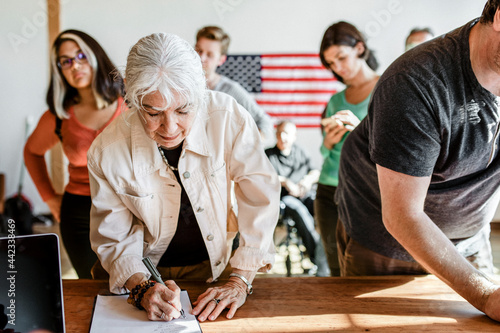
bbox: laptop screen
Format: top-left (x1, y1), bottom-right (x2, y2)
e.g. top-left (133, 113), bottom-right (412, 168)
top-left (0, 233), bottom-right (65, 333)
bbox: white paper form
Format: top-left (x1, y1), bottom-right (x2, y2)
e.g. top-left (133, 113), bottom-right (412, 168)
top-left (89, 290), bottom-right (202, 333)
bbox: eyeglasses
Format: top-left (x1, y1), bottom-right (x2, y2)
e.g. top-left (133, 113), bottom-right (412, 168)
top-left (57, 52), bottom-right (88, 69)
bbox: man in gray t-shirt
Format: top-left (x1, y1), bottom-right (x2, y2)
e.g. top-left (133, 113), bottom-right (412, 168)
top-left (336, 0), bottom-right (500, 321)
top-left (195, 26), bottom-right (273, 140)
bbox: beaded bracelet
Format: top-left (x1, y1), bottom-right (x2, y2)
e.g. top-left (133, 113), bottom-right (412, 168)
top-left (127, 280), bottom-right (156, 310)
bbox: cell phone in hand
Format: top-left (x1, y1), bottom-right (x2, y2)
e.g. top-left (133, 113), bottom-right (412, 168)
top-left (321, 117), bottom-right (355, 131)
top-left (320, 117), bottom-right (340, 127)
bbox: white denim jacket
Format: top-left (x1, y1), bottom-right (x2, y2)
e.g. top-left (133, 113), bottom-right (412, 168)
top-left (88, 91), bottom-right (280, 294)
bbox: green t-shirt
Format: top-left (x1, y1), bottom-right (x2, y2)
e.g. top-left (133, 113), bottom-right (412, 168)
top-left (319, 89), bottom-right (371, 186)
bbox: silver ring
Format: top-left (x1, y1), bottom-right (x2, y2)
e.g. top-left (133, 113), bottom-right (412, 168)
top-left (160, 312), bottom-right (166, 320)
top-left (212, 298), bottom-right (221, 304)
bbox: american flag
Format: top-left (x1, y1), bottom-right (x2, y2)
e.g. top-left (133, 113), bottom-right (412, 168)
top-left (217, 54), bottom-right (344, 128)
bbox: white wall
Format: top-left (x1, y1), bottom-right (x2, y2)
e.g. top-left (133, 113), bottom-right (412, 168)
top-left (0, 0), bottom-right (486, 213)
top-left (1, 0), bottom-right (50, 213)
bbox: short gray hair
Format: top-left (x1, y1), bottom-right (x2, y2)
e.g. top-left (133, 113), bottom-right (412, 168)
top-left (125, 33), bottom-right (207, 112)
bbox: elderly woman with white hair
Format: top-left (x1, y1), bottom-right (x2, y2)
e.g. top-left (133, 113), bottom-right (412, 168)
top-left (87, 32), bottom-right (280, 322)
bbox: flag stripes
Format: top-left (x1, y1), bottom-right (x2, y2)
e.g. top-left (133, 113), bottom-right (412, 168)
top-left (217, 53), bottom-right (343, 127)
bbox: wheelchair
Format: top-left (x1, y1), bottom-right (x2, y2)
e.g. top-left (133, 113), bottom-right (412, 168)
top-left (274, 200), bottom-right (316, 277)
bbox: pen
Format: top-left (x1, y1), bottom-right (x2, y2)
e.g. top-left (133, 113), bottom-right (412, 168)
top-left (142, 257), bottom-right (185, 317)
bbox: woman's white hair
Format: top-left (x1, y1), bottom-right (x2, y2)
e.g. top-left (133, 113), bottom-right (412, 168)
top-left (125, 33), bottom-right (207, 113)
top-left (50, 32), bottom-right (107, 119)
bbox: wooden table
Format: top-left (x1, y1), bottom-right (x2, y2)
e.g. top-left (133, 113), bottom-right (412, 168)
top-left (63, 275), bottom-right (500, 332)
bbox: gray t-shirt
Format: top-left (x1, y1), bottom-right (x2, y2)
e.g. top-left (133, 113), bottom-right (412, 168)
top-left (214, 75), bottom-right (273, 138)
top-left (336, 19), bottom-right (500, 261)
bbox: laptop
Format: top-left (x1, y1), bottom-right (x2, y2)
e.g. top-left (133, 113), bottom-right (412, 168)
top-left (0, 233), bottom-right (65, 333)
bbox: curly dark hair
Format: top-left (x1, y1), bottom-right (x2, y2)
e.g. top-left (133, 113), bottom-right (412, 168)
top-left (480, 0), bottom-right (500, 24)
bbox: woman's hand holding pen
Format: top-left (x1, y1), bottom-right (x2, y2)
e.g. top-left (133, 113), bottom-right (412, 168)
top-left (125, 271), bottom-right (182, 322)
top-left (192, 270), bottom-right (254, 322)
top-left (142, 280), bottom-right (183, 322)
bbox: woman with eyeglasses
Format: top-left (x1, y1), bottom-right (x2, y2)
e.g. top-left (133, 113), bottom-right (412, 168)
top-left (87, 33), bottom-right (279, 322)
top-left (24, 29), bottom-right (125, 278)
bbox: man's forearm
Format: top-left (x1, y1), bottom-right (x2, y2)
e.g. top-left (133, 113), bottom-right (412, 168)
top-left (384, 212), bottom-right (498, 314)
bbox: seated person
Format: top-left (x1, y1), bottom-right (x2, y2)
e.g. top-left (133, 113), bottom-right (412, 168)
top-left (195, 25), bottom-right (273, 140)
top-left (88, 32), bottom-right (280, 322)
top-left (265, 121), bottom-right (330, 276)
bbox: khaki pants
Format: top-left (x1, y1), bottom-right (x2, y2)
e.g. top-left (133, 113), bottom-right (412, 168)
top-left (336, 219), bottom-right (496, 277)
